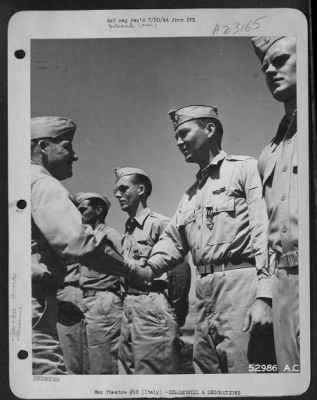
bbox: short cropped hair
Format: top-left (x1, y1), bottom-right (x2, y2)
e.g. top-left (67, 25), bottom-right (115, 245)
top-left (131, 174), bottom-right (152, 198)
top-left (196, 117), bottom-right (223, 140)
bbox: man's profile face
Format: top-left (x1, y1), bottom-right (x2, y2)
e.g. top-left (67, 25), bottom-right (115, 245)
top-left (174, 120), bottom-right (210, 164)
top-left (262, 37), bottom-right (297, 103)
top-left (78, 199), bottom-right (98, 225)
top-left (45, 136), bottom-right (78, 180)
top-left (114, 175), bottom-right (140, 214)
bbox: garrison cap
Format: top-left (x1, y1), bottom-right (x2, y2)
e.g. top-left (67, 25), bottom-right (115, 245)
top-left (74, 192), bottom-right (111, 211)
top-left (31, 116), bottom-right (77, 140)
top-left (251, 36), bottom-right (286, 62)
top-left (114, 167), bottom-right (151, 183)
top-left (169, 105), bottom-right (219, 130)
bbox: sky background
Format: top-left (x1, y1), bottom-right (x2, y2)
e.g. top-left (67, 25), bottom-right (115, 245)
top-left (31, 37), bottom-right (283, 233)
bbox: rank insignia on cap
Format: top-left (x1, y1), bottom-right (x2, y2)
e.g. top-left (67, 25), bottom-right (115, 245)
top-left (168, 105), bottom-right (219, 130)
top-left (169, 111), bottom-right (181, 126)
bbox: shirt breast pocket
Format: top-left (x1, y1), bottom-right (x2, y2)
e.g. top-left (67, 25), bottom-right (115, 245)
top-left (207, 196), bottom-right (236, 245)
top-left (177, 208), bottom-right (196, 227)
top-left (134, 239), bottom-right (153, 259)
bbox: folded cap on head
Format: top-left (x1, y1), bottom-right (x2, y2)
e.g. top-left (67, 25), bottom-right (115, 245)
top-left (114, 167), bottom-right (151, 182)
top-left (31, 116), bottom-right (77, 140)
top-left (168, 105), bottom-right (219, 130)
top-left (251, 36), bottom-right (286, 62)
top-left (74, 192), bottom-right (111, 210)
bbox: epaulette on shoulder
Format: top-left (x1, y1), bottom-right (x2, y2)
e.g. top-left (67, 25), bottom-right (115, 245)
top-left (226, 154), bottom-right (254, 161)
top-left (150, 211), bottom-right (169, 222)
top-left (95, 224), bottom-right (108, 234)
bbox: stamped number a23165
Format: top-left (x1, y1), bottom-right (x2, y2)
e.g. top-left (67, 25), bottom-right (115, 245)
top-left (212, 16), bottom-right (266, 35)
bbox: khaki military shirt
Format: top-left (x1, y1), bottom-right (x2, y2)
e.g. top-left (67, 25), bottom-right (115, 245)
top-left (122, 208), bottom-right (169, 290)
top-left (258, 113), bottom-right (298, 256)
top-left (148, 151), bottom-right (271, 298)
top-left (79, 223), bottom-right (122, 291)
top-left (31, 163), bottom-right (128, 284)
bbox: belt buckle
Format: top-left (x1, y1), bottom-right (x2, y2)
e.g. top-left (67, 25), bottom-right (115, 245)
top-left (278, 251), bottom-right (298, 268)
top-left (198, 264), bottom-right (213, 277)
top-left (83, 289), bottom-right (96, 298)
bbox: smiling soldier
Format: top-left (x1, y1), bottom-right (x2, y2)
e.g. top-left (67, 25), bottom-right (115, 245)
top-left (31, 116), bottom-right (143, 374)
top-left (131, 105), bottom-right (274, 373)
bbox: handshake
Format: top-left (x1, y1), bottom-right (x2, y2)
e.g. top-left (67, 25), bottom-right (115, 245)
top-left (123, 256), bottom-right (154, 281)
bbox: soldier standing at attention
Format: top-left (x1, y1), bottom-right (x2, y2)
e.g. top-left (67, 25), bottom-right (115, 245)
top-left (114, 167), bottom-right (190, 374)
top-left (251, 36), bottom-right (299, 372)
top-left (131, 105), bottom-right (274, 373)
top-left (75, 192), bottom-right (123, 374)
top-left (31, 116), bottom-right (143, 374)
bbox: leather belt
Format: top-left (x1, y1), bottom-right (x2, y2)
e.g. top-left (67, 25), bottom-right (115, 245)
top-left (82, 287), bottom-right (120, 298)
top-left (127, 280), bottom-right (168, 296)
top-left (277, 251), bottom-right (298, 269)
top-left (197, 259), bottom-right (255, 276)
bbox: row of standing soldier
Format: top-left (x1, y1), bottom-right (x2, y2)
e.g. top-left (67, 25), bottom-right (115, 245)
top-left (31, 36), bottom-right (299, 374)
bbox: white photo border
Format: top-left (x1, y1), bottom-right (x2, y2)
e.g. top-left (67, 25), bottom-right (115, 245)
top-left (8, 8), bottom-right (309, 398)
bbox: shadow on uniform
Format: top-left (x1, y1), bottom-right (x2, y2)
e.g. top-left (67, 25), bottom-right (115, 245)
top-left (248, 328), bottom-right (277, 371)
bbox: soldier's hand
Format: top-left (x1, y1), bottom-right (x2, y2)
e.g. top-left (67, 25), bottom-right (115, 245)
top-left (32, 254), bottom-right (50, 281)
top-left (242, 298), bottom-right (273, 334)
top-left (127, 259), bottom-right (153, 282)
top-left (123, 257), bottom-right (153, 281)
top-left (138, 257), bottom-right (148, 267)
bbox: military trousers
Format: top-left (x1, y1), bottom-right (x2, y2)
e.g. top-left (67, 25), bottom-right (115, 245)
top-left (194, 266), bottom-right (260, 373)
top-left (118, 292), bottom-right (180, 374)
top-left (32, 285), bottom-right (67, 375)
top-left (82, 290), bottom-right (123, 374)
top-left (56, 285), bottom-right (89, 374)
top-left (272, 267), bottom-right (300, 372)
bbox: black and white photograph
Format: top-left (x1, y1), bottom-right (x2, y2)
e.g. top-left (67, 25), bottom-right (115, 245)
top-left (8, 7), bottom-right (311, 398)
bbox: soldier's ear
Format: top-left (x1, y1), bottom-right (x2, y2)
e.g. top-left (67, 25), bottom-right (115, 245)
top-left (205, 122), bottom-right (216, 139)
top-left (95, 205), bottom-right (103, 216)
top-left (137, 184), bottom-right (146, 196)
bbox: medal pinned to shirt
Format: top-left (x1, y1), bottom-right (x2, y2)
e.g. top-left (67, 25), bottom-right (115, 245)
top-left (206, 206), bottom-right (214, 230)
top-left (205, 187), bottom-right (226, 230)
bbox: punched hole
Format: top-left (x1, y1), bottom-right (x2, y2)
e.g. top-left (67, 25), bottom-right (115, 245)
top-left (18, 350), bottom-right (28, 360)
top-left (16, 199), bottom-right (27, 210)
top-left (14, 49), bottom-right (25, 59)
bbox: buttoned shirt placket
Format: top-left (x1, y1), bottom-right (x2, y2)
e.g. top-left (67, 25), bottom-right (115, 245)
top-left (273, 115), bottom-right (297, 255)
top-left (123, 220), bottom-right (136, 259)
top-left (194, 152), bottom-right (228, 266)
top-left (194, 181), bottom-right (204, 261)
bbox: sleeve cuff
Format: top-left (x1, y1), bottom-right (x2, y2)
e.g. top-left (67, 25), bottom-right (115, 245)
top-left (255, 252), bottom-right (268, 272)
top-left (256, 277), bottom-right (272, 298)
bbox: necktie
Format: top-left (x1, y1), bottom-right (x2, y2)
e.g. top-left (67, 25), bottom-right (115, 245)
top-left (125, 218), bottom-right (137, 234)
